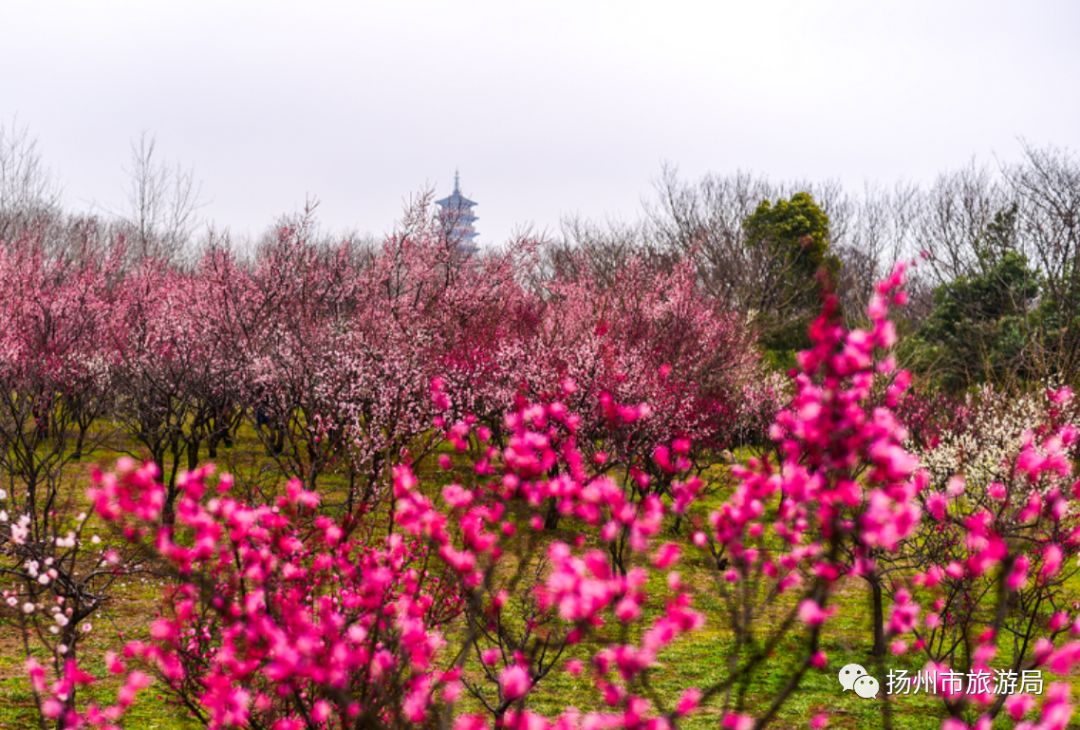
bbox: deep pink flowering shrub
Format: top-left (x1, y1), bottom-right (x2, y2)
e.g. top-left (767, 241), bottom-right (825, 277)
top-left (89, 459), bottom-right (463, 729)
top-left (685, 265), bottom-right (927, 725)
top-left (896, 387), bottom-right (971, 451)
top-left (463, 256), bottom-right (769, 456)
top-left (879, 386), bottom-right (1080, 727)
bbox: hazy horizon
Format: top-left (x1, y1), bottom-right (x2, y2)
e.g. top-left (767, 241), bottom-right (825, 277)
top-left (3, 0), bottom-right (1078, 246)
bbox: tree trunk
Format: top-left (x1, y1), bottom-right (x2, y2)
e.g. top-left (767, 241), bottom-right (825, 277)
top-left (870, 573), bottom-right (887, 658)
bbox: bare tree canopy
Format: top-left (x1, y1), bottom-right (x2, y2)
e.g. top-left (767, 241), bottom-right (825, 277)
top-left (0, 119), bottom-right (60, 241)
top-left (121, 132), bottom-right (204, 264)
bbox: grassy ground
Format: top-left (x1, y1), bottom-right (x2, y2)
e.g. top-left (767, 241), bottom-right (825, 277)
top-left (0, 429), bottom-right (1076, 729)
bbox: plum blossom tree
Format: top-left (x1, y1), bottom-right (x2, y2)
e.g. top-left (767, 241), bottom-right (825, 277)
top-left (0, 234), bottom-right (147, 729)
top-left (877, 384), bottom-right (1080, 727)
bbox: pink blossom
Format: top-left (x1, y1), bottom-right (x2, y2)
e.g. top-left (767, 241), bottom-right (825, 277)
top-left (797, 600), bottom-right (833, 626)
top-left (499, 665), bottom-right (531, 700)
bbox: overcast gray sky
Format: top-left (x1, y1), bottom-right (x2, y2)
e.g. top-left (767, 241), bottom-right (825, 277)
top-left (3, 0), bottom-right (1078, 246)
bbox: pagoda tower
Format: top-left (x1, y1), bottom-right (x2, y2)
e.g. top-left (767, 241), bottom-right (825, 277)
top-left (436, 171), bottom-right (479, 255)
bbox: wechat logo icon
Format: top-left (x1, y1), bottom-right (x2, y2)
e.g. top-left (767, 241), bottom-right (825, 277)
top-left (839, 664), bottom-right (879, 699)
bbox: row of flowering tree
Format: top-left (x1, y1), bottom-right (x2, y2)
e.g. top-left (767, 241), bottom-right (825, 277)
top-left (4, 244), bottom-right (1079, 728)
top-left (0, 208), bottom-right (778, 727)
top-left (0, 208), bottom-right (771, 495)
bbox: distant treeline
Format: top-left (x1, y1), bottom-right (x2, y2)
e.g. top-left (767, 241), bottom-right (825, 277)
top-left (3, 123), bottom-right (1078, 391)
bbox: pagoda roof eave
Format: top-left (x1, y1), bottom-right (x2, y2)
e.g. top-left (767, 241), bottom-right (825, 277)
top-left (436, 194), bottom-right (478, 207)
